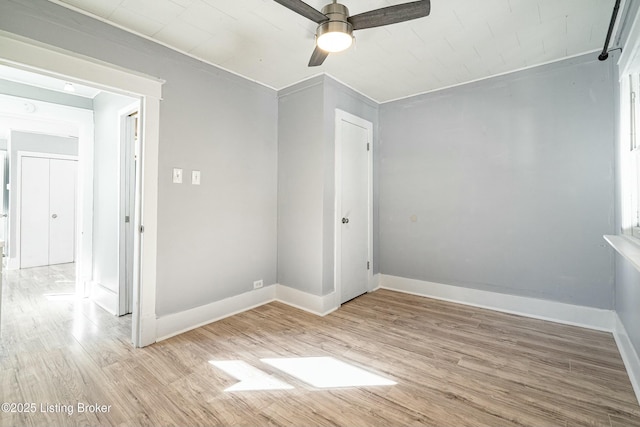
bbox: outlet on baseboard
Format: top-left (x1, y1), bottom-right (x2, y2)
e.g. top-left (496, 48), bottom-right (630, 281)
top-left (253, 280), bottom-right (263, 290)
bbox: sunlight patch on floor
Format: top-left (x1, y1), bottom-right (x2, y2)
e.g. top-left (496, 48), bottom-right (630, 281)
top-left (43, 293), bottom-right (77, 301)
top-left (209, 356), bottom-right (397, 392)
top-left (262, 357), bottom-right (397, 388)
top-left (209, 360), bottom-right (294, 391)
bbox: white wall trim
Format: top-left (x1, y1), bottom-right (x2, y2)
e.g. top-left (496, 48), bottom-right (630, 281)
top-left (618, 1), bottom-right (640, 78)
top-left (156, 286), bottom-right (276, 341)
top-left (380, 275), bottom-right (615, 332)
top-left (154, 276), bottom-right (616, 337)
top-left (614, 314), bottom-right (640, 405)
top-left (90, 281), bottom-right (117, 316)
top-left (156, 284), bottom-right (339, 341)
top-left (154, 275), bottom-right (616, 338)
top-left (370, 273), bottom-right (382, 292)
top-left (276, 284), bottom-right (338, 316)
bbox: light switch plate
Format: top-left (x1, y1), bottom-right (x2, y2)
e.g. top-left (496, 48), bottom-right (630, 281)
top-left (173, 168), bottom-right (183, 184)
top-left (192, 170), bottom-right (201, 185)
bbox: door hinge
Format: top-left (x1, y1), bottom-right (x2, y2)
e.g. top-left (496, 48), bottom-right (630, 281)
top-left (366, 143), bottom-right (370, 151)
top-left (140, 225), bottom-right (145, 233)
top-left (367, 261), bottom-right (370, 270)
top-left (125, 215), bottom-right (130, 223)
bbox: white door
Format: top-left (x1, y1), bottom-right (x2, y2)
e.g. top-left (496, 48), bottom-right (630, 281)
top-left (0, 151), bottom-right (7, 246)
top-left (20, 156), bottom-right (77, 268)
top-left (337, 111), bottom-right (372, 304)
top-left (120, 112), bottom-right (137, 316)
top-left (20, 157), bottom-right (50, 268)
top-left (49, 159), bottom-right (77, 265)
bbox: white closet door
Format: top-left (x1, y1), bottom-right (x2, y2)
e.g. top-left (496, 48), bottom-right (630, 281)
top-left (49, 159), bottom-right (77, 265)
top-left (339, 119), bottom-right (371, 304)
top-left (20, 157), bottom-right (50, 269)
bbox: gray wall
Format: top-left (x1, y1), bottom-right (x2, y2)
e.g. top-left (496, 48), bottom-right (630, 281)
top-left (0, 0), bottom-right (278, 316)
top-left (92, 92), bottom-right (136, 294)
top-left (277, 77), bottom-right (325, 295)
top-left (8, 130), bottom-right (78, 262)
top-left (277, 76), bottom-right (378, 296)
top-left (379, 54), bottom-right (616, 308)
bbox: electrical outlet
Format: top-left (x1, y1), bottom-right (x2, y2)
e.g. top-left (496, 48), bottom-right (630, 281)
top-left (253, 280), bottom-right (263, 290)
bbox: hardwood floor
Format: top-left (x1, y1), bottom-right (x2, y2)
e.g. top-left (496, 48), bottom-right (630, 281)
top-left (1, 265), bottom-right (639, 426)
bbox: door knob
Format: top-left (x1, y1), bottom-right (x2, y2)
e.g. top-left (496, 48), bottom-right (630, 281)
top-left (342, 217), bottom-right (349, 224)
top-left (51, 214), bottom-right (58, 219)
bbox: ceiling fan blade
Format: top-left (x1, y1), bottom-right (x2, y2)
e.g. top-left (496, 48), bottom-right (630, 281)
top-left (308, 46), bottom-right (329, 67)
top-left (347, 0), bottom-right (430, 30)
top-left (273, 0), bottom-right (329, 24)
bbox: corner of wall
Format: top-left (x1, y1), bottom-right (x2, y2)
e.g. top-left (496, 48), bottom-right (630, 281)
top-left (155, 283), bottom-right (340, 343)
top-left (276, 284), bottom-right (338, 316)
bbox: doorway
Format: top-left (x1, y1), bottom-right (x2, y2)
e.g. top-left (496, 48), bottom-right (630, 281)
top-left (335, 110), bottom-right (373, 305)
top-left (0, 31), bottom-right (162, 346)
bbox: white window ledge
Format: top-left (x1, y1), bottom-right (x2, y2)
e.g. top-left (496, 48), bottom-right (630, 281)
top-left (605, 235), bottom-right (640, 273)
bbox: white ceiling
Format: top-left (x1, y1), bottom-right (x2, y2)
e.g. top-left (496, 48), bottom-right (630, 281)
top-left (48, 0), bottom-right (614, 102)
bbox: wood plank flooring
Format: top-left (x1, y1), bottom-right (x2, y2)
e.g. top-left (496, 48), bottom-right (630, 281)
top-left (1, 265), bottom-right (639, 426)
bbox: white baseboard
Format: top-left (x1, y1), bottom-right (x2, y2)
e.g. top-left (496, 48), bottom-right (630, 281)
top-left (614, 314), bottom-right (640, 405)
top-left (5, 257), bottom-right (19, 270)
top-left (139, 313), bottom-right (157, 348)
top-left (156, 285), bottom-right (276, 341)
top-left (370, 273), bottom-right (382, 292)
top-left (90, 282), bottom-right (117, 316)
top-left (380, 275), bottom-right (615, 332)
top-left (155, 284), bottom-right (340, 342)
top-left (154, 275), bottom-right (615, 340)
top-left (276, 284), bottom-right (338, 316)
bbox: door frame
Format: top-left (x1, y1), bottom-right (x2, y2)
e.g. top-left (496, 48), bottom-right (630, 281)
top-left (0, 30), bottom-right (163, 347)
top-left (0, 150), bottom-right (7, 246)
top-left (334, 109), bottom-right (373, 307)
top-left (16, 151), bottom-right (78, 269)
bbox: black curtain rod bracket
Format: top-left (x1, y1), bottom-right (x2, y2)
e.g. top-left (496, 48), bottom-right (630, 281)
top-left (599, 0), bottom-right (622, 61)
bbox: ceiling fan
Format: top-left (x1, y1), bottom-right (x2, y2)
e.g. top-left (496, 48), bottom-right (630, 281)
top-left (273, 0), bottom-right (431, 67)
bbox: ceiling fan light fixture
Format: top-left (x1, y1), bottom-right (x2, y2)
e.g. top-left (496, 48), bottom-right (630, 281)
top-left (317, 32), bottom-right (352, 53)
top-left (273, 0), bottom-right (431, 67)
top-left (316, 20), bottom-right (353, 53)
